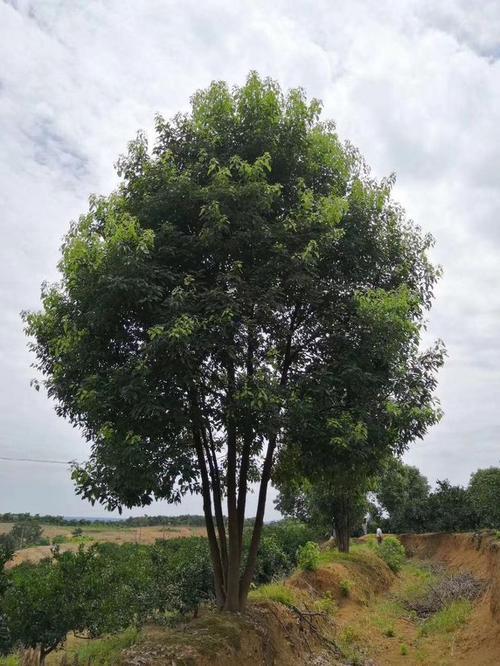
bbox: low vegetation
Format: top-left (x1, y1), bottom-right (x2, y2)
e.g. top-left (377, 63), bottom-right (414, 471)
top-left (0, 521), bottom-right (318, 662)
top-left (375, 536), bottom-right (406, 572)
top-left (297, 541), bottom-right (320, 571)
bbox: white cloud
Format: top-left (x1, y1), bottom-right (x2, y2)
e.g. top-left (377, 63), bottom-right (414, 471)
top-left (1, 0), bottom-right (499, 518)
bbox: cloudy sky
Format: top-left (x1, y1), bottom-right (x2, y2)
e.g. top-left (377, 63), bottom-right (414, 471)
top-left (1, 0), bottom-right (499, 520)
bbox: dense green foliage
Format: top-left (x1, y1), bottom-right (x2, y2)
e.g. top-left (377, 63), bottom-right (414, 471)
top-left (297, 541), bottom-right (321, 571)
top-left (0, 522), bottom-right (315, 659)
top-left (468, 467), bottom-right (500, 528)
top-left (376, 461), bottom-right (500, 533)
top-left (376, 536), bottom-right (406, 572)
top-left (25, 72), bottom-right (443, 608)
top-left (275, 477), bottom-right (369, 539)
top-left (376, 459), bottom-right (431, 532)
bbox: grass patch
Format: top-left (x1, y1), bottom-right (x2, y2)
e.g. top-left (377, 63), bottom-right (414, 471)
top-left (0, 656), bottom-right (20, 666)
top-left (398, 562), bottom-right (439, 603)
top-left (420, 599), bottom-right (472, 636)
top-left (313, 592), bottom-right (337, 615)
top-left (337, 627), bottom-right (364, 665)
top-left (340, 579), bottom-right (353, 597)
top-left (248, 582), bottom-right (296, 607)
top-left (67, 628), bottom-right (139, 665)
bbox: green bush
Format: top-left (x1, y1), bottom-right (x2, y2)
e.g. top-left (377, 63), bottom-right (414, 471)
top-left (51, 535), bottom-right (67, 545)
top-left (262, 521), bottom-right (319, 565)
top-left (152, 538), bottom-right (214, 616)
top-left (297, 541), bottom-right (320, 571)
top-left (253, 536), bottom-right (291, 585)
top-left (378, 536), bottom-right (406, 572)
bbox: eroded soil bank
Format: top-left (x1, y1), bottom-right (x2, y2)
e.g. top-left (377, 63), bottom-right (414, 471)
top-left (398, 531), bottom-right (500, 665)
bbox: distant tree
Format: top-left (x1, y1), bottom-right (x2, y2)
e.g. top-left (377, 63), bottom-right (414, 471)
top-left (0, 522), bottom-right (44, 552)
top-left (275, 477), bottom-right (369, 545)
top-left (426, 480), bottom-right (478, 532)
top-left (24, 72), bottom-right (443, 607)
top-left (376, 459), bottom-right (430, 533)
top-left (9, 522), bottom-right (43, 549)
top-left (468, 467), bottom-right (500, 528)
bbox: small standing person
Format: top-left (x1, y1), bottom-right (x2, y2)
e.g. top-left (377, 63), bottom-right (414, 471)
top-left (376, 527), bottom-right (383, 545)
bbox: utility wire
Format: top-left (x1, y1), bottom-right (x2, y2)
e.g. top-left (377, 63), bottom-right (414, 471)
top-left (0, 455), bottom-right (75, 465)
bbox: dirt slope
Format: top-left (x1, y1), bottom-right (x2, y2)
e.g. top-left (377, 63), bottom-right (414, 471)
top-left (400, 532), bottom-right (500, 665)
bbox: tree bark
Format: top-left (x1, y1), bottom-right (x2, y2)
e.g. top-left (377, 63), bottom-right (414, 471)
top-left (334, 499), bottom-right (351, 553)
top-left (238, 432), bottom-right (277, 608)
top-left (239, 308), bottom-right (299, 607)
top-left (201, 424), bottom-right (228, 582)
top-left (189, 392), bottom-right (226, 607)
top-left (224, 361), bottom-right (242, 612)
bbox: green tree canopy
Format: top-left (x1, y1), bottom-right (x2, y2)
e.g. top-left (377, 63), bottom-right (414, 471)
top-left (25, 72), bottom-right (443, 608)
top-left (468, 467), bottom-right (500, 528)
top-left (376, 458), bottom-right (431, 533)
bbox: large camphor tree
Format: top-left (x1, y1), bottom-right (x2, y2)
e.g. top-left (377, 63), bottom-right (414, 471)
top-left (25, 73), bottom-right (444, 610)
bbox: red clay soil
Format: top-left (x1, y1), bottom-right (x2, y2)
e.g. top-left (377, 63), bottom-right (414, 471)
top-left (400, 532), bottom-right (500, 665)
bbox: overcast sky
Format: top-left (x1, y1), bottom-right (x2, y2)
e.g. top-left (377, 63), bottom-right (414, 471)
top-left (1, 0), bottom-right (499, 520)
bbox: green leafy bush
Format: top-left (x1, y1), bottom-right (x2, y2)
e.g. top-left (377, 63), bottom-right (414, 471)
top-left (297, 541), bottom-right (320, 571)
top-left (252, 536), bottom-right (291, 585)
top-left (262, 521), bottom-right (319, 565)
top-left (152, 538), bottom-right (214, 616)
top-left (378, 536), bottom-right (406, 572)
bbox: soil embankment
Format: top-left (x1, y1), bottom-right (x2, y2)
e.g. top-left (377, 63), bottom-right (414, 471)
top-left (400, 531), bottom-right (500, 664)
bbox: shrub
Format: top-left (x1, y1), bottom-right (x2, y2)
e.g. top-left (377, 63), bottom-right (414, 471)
top-left (297, 541), bottom-right (320, 571)
top-left (262, 521), bottom-right (319, 565)
top-left (152, 538), bottom-right (214, 616)
top-left (340, 579), bottom-right (352, 597)
top-left (253, 536), bottom-right (291, 585)
top-left (378, 536), bottom-right (406, 572)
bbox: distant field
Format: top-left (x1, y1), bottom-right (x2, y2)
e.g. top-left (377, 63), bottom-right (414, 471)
top-left (0, 522), bottom-right (206, 568)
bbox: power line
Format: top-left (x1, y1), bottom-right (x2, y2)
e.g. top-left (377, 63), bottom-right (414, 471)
top-left (0, 455), bottom-right (75, 465)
